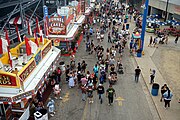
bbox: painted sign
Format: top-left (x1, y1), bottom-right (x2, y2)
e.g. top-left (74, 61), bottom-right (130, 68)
top-left (0, 97), bottom-right (11, 102)
top-left (48, 16), bottom-right (66, 35)
top-left (0, 74), bottom-right (17, 87)
top-left (34, 50), bottom-right (42, 65)
top-left (42, 42), bottom-right (52, 58)
top-left (19, 60), bottom-right (36, 82)
top-left (12, 90), bottom-right (33, 102)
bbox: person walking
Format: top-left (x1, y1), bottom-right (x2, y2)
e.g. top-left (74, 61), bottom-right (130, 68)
top-left (108, 32), bottom-right (112, 43)
top-left (106, 85), bottom-right (116, 105)
top-left (165, 34), bottom-right (169, 44)
top-left (47, 98), bottom-right (55, 117)
top-left (97, 84), bottom-right (105, 104)
top-left (135, 66), bottom-right (141, 83)
top-left (150, 69), bottom-right (156, 84)
top-left (93, 64), bottom-right (99, 77)
top-left (163, 87), bottom-right (173, 109)
top-left (153, 37), bottom-right (158, 48)
top-left (174, 35), bottom-right (179, 44)
top-left (148, 36), bottom-right (153, 47)
top-left (87, 83), bottom-right (94, 104)
top-left (81, 85), bottom-right (87, 101)
top-left (160, 84), bottom-right (168, 102)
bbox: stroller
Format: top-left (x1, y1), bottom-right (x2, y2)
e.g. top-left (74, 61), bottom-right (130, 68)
top-left (117, 62), bottom-right (124, 74)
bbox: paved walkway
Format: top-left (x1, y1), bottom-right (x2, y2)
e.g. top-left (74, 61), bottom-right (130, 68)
top-left (129, 21), bottom-right (180, 120)
top-left (47, 17), bottom-right (180, 120)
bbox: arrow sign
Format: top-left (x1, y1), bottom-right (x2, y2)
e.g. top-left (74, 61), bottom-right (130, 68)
top-left (115, 97), bottom-right (124, 106)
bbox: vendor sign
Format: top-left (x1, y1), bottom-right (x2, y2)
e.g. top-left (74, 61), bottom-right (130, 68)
top-left (0, 73), bottom-right (18, 87)
top-left (19, 59), bottom-right (36, 82)
top-left (48, 16), bottom-right (66, 35)
top-left (0, 97), bottom-right (12, 102)
top-left (12, 90), bottom-right (33, 102)
top-left (42, 41), bottom-right (52, 58)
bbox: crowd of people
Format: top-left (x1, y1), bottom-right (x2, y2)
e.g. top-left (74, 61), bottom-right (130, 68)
top-left (36, 0), bottom-right (177, 118)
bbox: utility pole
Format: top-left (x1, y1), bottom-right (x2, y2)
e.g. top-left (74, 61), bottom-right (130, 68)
top-left (164, 0), bottom-right (169, 22)
top-left (139, 0), bottom-right (149, 57)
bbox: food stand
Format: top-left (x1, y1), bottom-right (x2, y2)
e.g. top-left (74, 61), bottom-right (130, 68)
top-left (0, 37), bottom-right (61, 119)
top-left (49, 3), bottom-right (85, 55)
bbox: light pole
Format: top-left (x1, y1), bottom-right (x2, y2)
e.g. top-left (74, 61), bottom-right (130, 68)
top-left (139, 0), bottom-right (149, 57)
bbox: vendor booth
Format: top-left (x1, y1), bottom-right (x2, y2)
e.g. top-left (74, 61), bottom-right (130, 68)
top-left (49, 3), bottom-right (85, 55)
top-left (0, 37), bottom-right (61, 119)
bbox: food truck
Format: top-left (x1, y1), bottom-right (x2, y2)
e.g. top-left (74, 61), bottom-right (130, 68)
top-left (0, 37), bottom-right (60, 119)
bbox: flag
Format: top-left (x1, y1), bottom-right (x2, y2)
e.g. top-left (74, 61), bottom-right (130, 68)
top-left (35, 35), bottom-right (39, 47)
top-left (36, 17), bottom-right (40, 34)
top-left (44, 16), bottom-right (49, 37)
top-left (15, 25), bottom-right (22, 42)
top-left (24, 36), bottom-right (31, 56)
top-left (33, 29), bottom-right (39, 47)
top-left (0, 38), bottom-right (2, 54)
top-left (28, 40), bottom-right (38, 54)
top-left (7, 46), bottom-right (12, 68)
top-left (0, 37), bottom-right (8, 54)
top-left (28, 20), bottom-right (32, 36)
top-left (33, 29), bottom-right (36, 39)
top-left (4, 28), bottom-right (10, 45)
top-left (39, 26), bottom-right (44, 45)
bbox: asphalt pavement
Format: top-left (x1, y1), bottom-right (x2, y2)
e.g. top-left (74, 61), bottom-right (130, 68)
top-left (48, 21), bottom-right (159, 120)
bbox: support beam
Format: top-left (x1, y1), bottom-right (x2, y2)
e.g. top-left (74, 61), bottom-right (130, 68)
top-left (20, 1), bottom-right (25, 29)
top-left (0, 0), bottom-right (32, 9)
top-left (1, 4), bottom-right (19, 31)
top-left (29, 0), bottom-right (42, 21)
top-left (0, 0), bottom-right (40, 22)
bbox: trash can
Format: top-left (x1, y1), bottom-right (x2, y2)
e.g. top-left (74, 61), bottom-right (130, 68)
top-left (34, 111), bottom-right (43, 120)
top-left (151, 83), bottom-right (159, 96)
top-left (59, 61), bottom-right (65, 71)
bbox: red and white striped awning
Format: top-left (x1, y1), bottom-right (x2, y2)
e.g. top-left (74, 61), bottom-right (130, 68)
top-left (9, 16), bottom-right (35, 25)
top-left (9, 16), bottom-right (21, 25)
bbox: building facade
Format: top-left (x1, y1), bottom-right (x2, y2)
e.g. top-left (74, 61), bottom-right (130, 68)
top-left (149, 0), bottom-right (180, 21)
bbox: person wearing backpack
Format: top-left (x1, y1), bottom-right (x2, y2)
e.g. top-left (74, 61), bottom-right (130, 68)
top-left (163, 87), bottom-right (173, 109)
top-left (87, 83), bottom-right (94, 104)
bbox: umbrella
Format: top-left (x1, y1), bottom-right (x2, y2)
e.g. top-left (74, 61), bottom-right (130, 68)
top-left (132, 32), bottom-right (141, 39)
